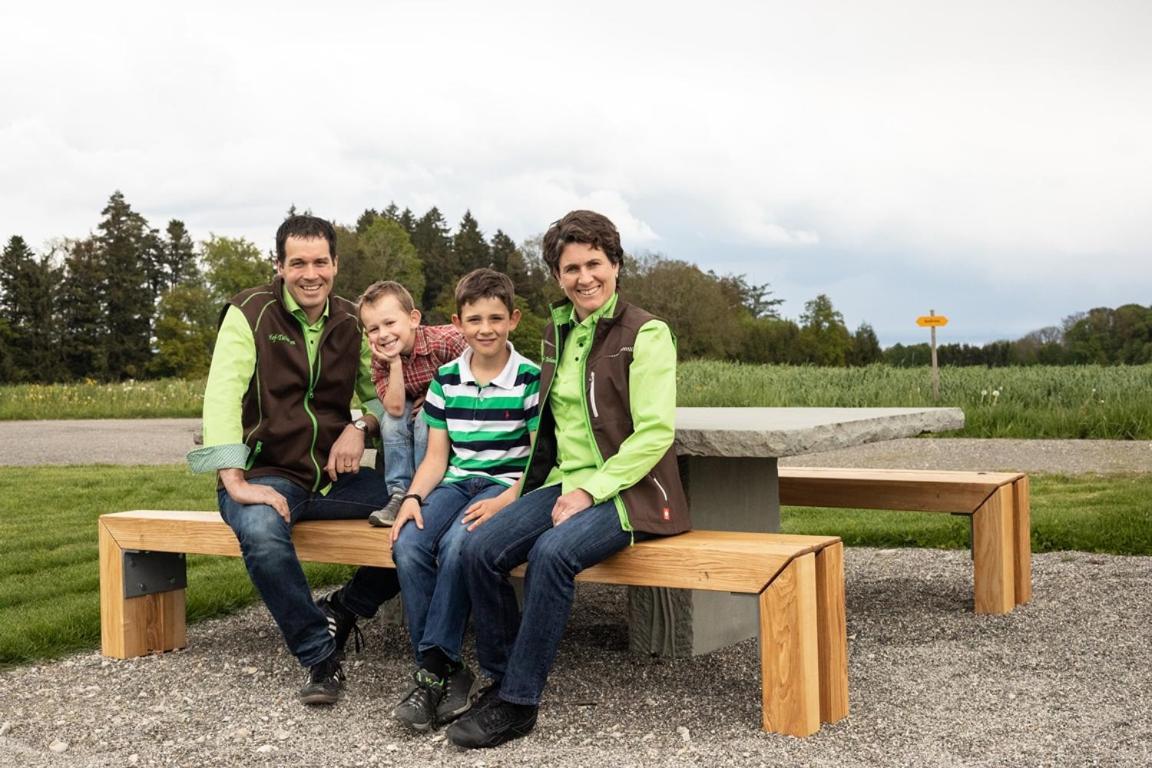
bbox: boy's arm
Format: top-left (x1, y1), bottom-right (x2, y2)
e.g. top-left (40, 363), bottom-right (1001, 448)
top-left (390, 426), bottom-right (449, 541)
top-left (383, 358), bottom-right (406, 416)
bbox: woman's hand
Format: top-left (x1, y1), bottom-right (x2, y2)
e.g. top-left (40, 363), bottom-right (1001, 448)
top-left (551, 488), bottom-right (593, 526)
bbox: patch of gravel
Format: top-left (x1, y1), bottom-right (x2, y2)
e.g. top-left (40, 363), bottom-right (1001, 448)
top-left (3, 548), bottom-right (1150, 767)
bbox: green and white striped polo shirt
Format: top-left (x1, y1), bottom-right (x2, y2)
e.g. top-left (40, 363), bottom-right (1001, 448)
top-left (422, 343), bottom-right (541, 486)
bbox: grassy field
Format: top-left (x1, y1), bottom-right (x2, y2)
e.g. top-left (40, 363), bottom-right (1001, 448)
top-left (3, 363), bottom-right (1151, 438)
top-left (2, 464), bottom-right (1150, 666)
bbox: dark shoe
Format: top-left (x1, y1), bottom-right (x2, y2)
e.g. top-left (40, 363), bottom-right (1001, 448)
top-left (446, 700), bottom-right (538, 749)
top-left (470, 681), bottom-right (502, 712)
top-left (316, 590), bottom-right (364, 657)
top-left (299, 654), bottom-right (344, 705)
top-left (368, 490), bottom-right (406, 527)
top-left (392, 668), bottom-right (445, 731)
top-left (436, 665), bottom-right (479, 724)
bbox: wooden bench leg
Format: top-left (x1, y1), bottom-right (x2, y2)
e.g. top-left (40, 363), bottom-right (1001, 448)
top-left (814, 542), bottom-right (848, 723)
top-left (972, 485), bottom-right (1015, 614)
top-left (99, 519), bottom-right (187, 659)
top-left (1012, 476), bottom-right (1032, 605)
top-left (758, 552), bottom-right (820, 737)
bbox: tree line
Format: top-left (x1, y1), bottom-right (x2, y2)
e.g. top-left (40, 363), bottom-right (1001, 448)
top-left (884, 304), bottom-right (1152, 367)
top-left (3, 192), bottom-right (1145, 384)
top-left (0, 191), bottom-right (891, 383)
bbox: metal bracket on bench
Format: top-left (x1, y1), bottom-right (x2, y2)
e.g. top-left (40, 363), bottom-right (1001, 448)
top-left (122, 550), bottom-right (187, 598)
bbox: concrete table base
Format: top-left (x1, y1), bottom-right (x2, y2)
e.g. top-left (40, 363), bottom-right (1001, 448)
top-left (628, 456), bottom-right (778, 656)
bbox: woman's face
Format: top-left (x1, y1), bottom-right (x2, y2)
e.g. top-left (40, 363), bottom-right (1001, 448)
top-left (556, 242), bottom-right (619, 320)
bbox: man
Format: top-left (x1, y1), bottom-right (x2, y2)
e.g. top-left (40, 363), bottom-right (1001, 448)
top-left (187, 214), bottom-right (399, 705)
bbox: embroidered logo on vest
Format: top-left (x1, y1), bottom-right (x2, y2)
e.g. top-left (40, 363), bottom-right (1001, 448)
top-left (268, 333), bottom-right (296, 346)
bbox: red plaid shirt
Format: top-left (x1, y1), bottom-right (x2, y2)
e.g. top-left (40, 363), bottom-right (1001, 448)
top-left (372, 324), bottom-right (466, 407)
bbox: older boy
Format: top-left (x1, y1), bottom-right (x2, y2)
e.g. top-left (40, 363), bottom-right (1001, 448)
top-left (358, 281), bottom-right (466, 526)
top-left (387, 268), bottom-right (540, 731)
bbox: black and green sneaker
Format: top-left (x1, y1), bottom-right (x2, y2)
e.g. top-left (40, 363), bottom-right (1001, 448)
top-left (392, 668), bottom-right (445, 731)
top-left (299, 654), bottom-right (345, 706)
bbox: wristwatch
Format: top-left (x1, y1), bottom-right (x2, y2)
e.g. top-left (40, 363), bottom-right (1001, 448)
top-left (352, 418), bottom-right (369, 433)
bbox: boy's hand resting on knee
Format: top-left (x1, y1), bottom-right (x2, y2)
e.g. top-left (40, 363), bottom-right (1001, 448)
top-left (390, 499), bottom-right (424, 542)
top-left (461, 496), bottom-right (509, 532)
top-left (551, 489), bottom-right (593, 526)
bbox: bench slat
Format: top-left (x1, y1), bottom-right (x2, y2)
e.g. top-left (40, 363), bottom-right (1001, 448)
top-left (779, 467), bottom-right (1023, 513)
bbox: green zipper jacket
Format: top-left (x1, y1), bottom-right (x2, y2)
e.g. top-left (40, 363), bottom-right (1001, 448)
top-left (522, 296), bottom-right (690, 535)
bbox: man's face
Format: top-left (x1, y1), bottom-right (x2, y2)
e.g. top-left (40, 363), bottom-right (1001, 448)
top-left (361, 294), bottom-right (421, 360)
top-left (277, 236), bottom-right (337, 323)
top-left (452, 296), bottom-right (521, 365)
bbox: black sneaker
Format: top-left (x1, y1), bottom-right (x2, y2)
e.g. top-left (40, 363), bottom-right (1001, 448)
top-left (392, 668), bottom-right (445, 731)
top-left (316, 590), bottom-right (364, 657)
top-left (436, 665), bottom-right (479, 724)
top-left (368, 490), bottom-right (406, 527)
top-left (299, 654), bottom-right (345, 705)
top-left (446, 700), bottom-right (538, 749)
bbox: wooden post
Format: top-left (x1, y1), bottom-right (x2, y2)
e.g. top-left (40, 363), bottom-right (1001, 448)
top-left (929, 309), bottom-right (940, 402)
top-left (758, 553), bottom-right (820, 736)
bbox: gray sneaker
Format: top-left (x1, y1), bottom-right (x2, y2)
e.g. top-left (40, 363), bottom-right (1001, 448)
top-left (392, 668), bottom-right (444, 731)
top-left (437, 665), bottom-right (479, 724)
top-left (368, 490), bottom-right (406, 527)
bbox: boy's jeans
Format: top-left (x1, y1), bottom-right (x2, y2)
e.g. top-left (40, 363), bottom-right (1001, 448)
top-left (218, 470), bottom-right (400, 668)
top-left (460, 485), bottom-right (655, 705)
top-left (391, 476), bottom-right (505, 664)
top-left (379, 398), bottom-right (429, 493)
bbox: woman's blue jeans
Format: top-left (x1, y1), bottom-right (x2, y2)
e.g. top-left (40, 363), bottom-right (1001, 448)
top-left (460, 484), bottom-right (650, 705)
top-left (218, 470), bottom-right (399, 668)
top-left (391, 477), bottom-right (505, 665)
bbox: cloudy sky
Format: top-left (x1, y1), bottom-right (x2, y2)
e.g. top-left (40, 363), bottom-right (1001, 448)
top-left (2, 0), bottom-right (1149, 345)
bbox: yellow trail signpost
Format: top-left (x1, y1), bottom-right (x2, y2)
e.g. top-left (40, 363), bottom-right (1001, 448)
top-left (917, 310), bottom-right (948, 401)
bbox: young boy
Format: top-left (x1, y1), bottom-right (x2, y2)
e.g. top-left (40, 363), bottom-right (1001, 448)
top-left (358, 281), bottom-right (466, 526)
top-left (387, 268), bottom-right (541, 731)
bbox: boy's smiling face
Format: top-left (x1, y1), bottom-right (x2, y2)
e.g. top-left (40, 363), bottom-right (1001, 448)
top-left (361, 294), bottom-right (421, 360)
top-left (453, 296), bottom-right (520, 366)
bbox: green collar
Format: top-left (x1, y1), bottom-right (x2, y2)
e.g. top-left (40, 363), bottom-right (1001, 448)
top-left (568, 292), bottom-right (619, 328)
top-left (282, 284), bottom-right (330, 326)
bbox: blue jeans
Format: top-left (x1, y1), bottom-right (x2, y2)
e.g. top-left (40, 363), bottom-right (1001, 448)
top-left (392, 477), bottom-right (505, 665)
top-left (461, 485), bottom-right (650, 705)
top-left (379, 398), bottom-right (429, 493)
top-left (218, 470), bottom-right (400, 668)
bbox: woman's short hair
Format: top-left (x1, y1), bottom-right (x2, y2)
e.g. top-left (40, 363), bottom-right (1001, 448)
top-left (541, 210), bottom-right (624, 277)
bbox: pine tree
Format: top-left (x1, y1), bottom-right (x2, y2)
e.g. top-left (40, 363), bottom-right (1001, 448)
top-left (59, 237), bottom-right (108, 380)
top-left (0, 236), bottom-right (65, 381)
top-left (453, 210), bottom-right (490, 274)
top-left (410, 207), bottom-right (455, 310)
top-left (162, 220), bottom-right (200, 288)
top-left (97, 191), bottom-right (157, 379)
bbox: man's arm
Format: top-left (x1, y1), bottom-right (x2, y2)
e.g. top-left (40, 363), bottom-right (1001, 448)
top-left (186, 306), bottom-right (293, 522)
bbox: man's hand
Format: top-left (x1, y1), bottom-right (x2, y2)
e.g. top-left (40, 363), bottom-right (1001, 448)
top-left (325, 424), bottom-right (366, 483)
top-left (219, 469), bottom-right (291, 523)
top-left (551, 488), bottom-right (594, 526)
top-left (389, 498), bottom-right (424, 543)
top-left (461, 496), bottom-right (509, 532)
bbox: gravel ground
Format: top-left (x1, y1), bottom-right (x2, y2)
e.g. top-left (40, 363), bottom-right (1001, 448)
top-left (3, 421), bottom-right (1150, 766)
top-left (2, 549), bottom-right (1149, 767)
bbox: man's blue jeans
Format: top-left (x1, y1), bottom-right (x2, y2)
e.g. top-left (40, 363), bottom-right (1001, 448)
top-left (460, 484), bottom-right (651, 705)
top-left (392, 477), bottom-right (505, 665)
top-left (218, 469), bottom-right (400, 668)
top-left (379, 398), bottom-right (429, 493)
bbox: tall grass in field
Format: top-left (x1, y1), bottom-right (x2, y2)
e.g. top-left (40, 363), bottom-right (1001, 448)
top-left (0, 378), bottom-right (205, 420)
top-left (678, 362), bottom-right (1152, 439)
top-left (3, 364), bottom-right (1152, 438)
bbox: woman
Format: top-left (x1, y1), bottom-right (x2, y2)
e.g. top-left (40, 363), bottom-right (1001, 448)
top-left (446, 209), bottom-right (690, 749)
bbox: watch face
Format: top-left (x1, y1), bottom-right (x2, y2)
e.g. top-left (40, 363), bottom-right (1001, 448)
top-left (354, 419), bottom-right (367, 431)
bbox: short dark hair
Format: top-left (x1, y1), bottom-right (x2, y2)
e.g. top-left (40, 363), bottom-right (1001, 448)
top-left (275, 215), bottom-right (336, 264)
top-left (455, 268), bottom-right (516, 315)
top-left (358, 280), bottom-right (417, 314)
top-left (541, 209), bottom-right (624, 277)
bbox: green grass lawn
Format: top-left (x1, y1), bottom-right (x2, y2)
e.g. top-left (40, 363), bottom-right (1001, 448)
top-left (2, 465), bottom-right (1150, 666)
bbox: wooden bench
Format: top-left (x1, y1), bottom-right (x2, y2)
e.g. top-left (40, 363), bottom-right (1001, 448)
top-left (98, 511), bottom-right (848, 737)
top-left (778, 467), bottom-right (1031, 614)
